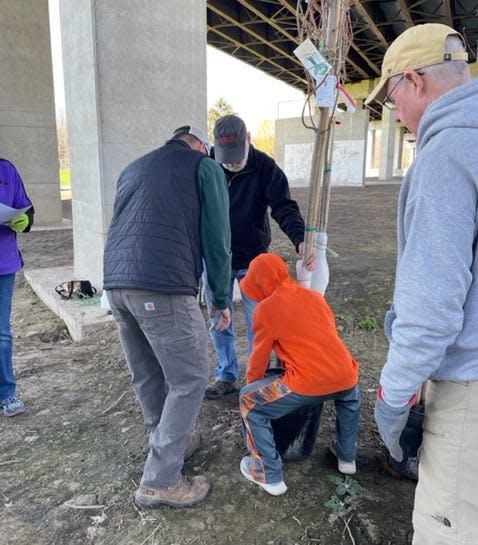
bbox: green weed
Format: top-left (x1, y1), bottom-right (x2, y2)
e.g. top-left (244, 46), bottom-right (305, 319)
top-left (324, 475), bottom-right (368, 545)
top-left (357, 315), bottom-right (379, 331)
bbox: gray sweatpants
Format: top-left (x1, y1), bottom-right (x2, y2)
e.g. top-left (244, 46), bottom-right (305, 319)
top-left (107, 289), bottom-right (209, 488)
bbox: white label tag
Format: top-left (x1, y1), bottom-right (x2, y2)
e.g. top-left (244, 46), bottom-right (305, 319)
top-left (144, 302), bottom-right (155, 311)
top-left (294, 38), bottom-right (332, 81)
top-left (316, 75), bottom-right (337, 108)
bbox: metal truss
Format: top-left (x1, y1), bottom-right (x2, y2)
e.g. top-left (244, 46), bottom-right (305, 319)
top-left (207, 0), bottom-right (478, 94)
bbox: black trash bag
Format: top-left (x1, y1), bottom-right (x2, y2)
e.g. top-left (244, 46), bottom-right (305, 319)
top-left (267, 356), bottom-right (323, 462)
top-left (384, 403), bottom-right (424, 480)
top-left (272, 403), bottom-right (323, 462)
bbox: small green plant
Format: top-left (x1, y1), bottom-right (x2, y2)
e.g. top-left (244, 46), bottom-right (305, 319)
top-left (324, 475), bottom-right (367, 545)
top-left (357, 315), bottom-right (379, 332)
top-left (59, 328), bottom-right (71, 342)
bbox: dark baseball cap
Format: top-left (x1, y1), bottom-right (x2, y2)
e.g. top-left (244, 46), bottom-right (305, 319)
top-left (213, 115), bottom-right (247, 164)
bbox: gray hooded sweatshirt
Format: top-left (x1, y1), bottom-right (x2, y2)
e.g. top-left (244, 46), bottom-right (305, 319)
top-left (381, 76), bottom-right (478, 406)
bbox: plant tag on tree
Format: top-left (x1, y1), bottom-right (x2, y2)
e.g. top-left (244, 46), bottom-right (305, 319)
top-left (294, 38), bottom-right (331, 81)
top-left (315, 75), bottom-right (337, 108)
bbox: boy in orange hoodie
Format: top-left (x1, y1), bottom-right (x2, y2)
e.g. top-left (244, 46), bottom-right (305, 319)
top-left (238, 253), bottom-right (360, 495)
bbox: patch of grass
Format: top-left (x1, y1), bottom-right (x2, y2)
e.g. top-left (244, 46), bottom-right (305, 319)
top-left (357, 315), bottom-right (380, 332)
top-left (59, 327), bottom-right (72, 341)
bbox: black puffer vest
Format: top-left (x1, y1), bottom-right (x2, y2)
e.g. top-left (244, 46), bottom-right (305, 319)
top-left (103, 139), bottom-right (204, 295)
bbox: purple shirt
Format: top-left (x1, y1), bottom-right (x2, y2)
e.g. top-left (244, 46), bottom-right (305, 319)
top-left (0, 160), bottom-right (32, 275)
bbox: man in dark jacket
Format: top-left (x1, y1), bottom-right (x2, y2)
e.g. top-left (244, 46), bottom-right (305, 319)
top-left (103, 125), bottom-right (231, 509)
top-left (204, 115), bottom-right (315, 399)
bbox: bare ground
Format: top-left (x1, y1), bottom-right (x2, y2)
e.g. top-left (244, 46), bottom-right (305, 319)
top-left (1, 185), bottom-right (416, 545)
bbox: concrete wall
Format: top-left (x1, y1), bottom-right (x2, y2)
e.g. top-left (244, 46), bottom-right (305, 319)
top-left (275, 104), bottom-right (368, 187)
top-left (59, 0), bottom-right (208, 288)
top-left (0, 0), bottom-right (61, 224)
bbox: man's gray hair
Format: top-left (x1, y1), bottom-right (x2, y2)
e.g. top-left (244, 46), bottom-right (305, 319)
top-left (424, 35), bottom-right (469, 79)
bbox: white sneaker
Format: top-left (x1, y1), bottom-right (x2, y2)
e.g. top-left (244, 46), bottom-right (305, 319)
top-left (330, 444), bottom-right (356, 475)
top-left (337, 459), bottom-right (357, 475)
top-left (240, 456), bottom-right (287, 496)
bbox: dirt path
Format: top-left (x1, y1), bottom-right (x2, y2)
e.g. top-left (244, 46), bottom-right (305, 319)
top-left (2, 185), bottom-right (416, 545)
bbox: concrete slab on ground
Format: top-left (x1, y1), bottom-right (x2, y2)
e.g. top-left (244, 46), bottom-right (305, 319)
top-left (31, 218), bottom-right (72, 231)
top-left (24, 266), bottom-right (115, 342)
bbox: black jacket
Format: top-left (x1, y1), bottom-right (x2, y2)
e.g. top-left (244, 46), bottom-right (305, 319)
top-left (103, 140), bottom-right (204, 294)
top-left (213, 145), bottom-right (305, 269)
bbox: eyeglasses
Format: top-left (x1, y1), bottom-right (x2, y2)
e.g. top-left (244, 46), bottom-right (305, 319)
top-left (382, 70), bottom-right (428, 111)
top-left (382, 75), bottom-right (404, 111)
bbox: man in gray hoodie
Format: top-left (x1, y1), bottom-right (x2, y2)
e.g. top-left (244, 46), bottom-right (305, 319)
top-left (365, 23), bottom-right (478, 545)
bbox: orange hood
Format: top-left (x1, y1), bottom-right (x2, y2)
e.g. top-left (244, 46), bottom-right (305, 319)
top-left (240, 253), bottom-right (291, 302)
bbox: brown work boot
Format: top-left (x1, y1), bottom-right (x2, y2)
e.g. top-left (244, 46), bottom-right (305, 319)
top-left (204, 380), bottom-right (238, 400)
top-left (184, 431), bottom-right (201, 460)
top-left (134, 475), bottom-right (210, 509)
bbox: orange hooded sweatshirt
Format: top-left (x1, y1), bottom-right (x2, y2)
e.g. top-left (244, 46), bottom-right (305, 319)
top-left (240, 253), bottom-right (359, 396)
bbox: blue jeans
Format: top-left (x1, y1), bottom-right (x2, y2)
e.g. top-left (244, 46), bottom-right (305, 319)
top-left (203, 268), bottom-right (257, 383)
top-left (240, 375), bottom-right (361, 484)
top-left (0, 273), bottom-right (16, 400)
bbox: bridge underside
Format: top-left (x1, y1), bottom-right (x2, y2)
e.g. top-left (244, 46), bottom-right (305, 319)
top-left (207, 0), bottom-right (478, 117)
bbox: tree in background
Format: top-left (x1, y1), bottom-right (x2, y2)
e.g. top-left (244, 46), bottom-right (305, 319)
top-left (207, 97), bottom-right (235, 143)
top-left (56, 116), bottom-right (71, 192)
top-left (56, 117), bottom-right (70, 170)
top-left (253, 119), bottom-right (275, 157)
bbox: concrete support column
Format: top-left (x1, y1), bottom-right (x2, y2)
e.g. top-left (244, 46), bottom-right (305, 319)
top-left (0, 0), bottom-right (61, 225)
top-left (394, 125), bottom-right (405, 176)
top-left (354, 100), bottom-right (368, 187)
top-left (378, 106), bottom-right (396, 181)
top-left (59, 0), bottom-right (208, 288)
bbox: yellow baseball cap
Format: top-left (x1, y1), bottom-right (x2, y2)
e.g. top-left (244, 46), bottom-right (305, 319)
top-left (365, 23), bottom-right (468, 105)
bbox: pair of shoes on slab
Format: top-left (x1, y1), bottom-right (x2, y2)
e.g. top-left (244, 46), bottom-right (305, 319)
top-left (1, 396), bottom-right (25, 417)
top-left (204, 380), bottom-right (238, 400)
top-left (330, 444), bottom-right (357, 475)
top-left (135, 474), bottom-right (210, 509)
top-left (240, 456), bottom-right (287, 496)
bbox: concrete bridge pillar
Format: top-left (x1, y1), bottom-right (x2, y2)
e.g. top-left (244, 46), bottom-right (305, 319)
top-left (58, 0), bottom-right (208, 288)
top-left (378, 106), bottom-right (398, 181)
top-left (0, 0), bottom-right (61, 225)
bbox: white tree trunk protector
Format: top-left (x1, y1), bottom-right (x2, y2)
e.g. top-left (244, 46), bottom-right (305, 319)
top-left (310, 231), bottom-right (329, 294)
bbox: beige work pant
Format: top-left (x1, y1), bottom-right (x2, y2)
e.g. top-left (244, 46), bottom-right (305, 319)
top-left (413, 380), bottom-right (478, 545)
